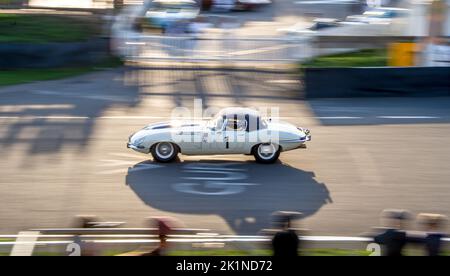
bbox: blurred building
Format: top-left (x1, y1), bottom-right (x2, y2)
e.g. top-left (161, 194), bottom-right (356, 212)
top-left (401, 0), bottom-right (449, 36)
top-left (402, 0), bottom-right (450, 65)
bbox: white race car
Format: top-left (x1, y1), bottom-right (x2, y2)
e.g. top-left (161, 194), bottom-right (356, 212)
top-left (127, 108), bottom-right (311, 163)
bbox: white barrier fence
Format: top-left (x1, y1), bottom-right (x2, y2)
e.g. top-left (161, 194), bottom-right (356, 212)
top-left (110, 2), bottom-right (312, 64)
top-left (115, 34), bottom-right (313, 64)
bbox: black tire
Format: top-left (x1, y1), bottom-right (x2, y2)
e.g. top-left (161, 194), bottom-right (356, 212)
top-left (253, 143), bottom-right (280, 164)
top-left (151, 142), bottom-right (179, 163)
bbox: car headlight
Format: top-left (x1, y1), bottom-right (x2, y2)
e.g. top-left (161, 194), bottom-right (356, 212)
top-left (298, 127), bottom-right (310, 134)
top-left (134, 137), bottom-right (146, 146)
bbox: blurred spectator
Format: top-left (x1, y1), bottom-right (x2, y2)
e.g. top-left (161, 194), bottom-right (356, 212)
top-left (373, 209), bottom-right (411, 256)
top-left (271, 211), bottom-right (302, 257)
top-left (142, 217), bottom-right (178, 256)
top-left (417, 213), bottom-right (448, 256)
top-left (72, 215), bottom-right (99, 229)
top-left (71, 215), bottom-right (100, 256)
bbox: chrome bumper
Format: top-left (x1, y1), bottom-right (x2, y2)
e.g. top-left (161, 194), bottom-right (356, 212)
top-left (127, 143), bottom-right (139, 151)
top-left (127, 143), bottom-right (149, 153)
top-left (297, 127), bottom-right (311, 142)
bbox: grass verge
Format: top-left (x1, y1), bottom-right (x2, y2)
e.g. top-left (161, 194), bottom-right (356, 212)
top-left (301, 49), bottom-right (388, 68)
top-left (167, 248), bottom-right (370, 256)
top-left (0, 56), bottom-right (123, 87)
top-left (0, 13), bottom-right (99, 43)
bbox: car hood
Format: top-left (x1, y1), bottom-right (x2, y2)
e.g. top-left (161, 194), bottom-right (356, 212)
top-left (143, 120), bottom-right (206, 131)
top-left (267, 120), bottom-right (299, 132)
top-left (267, 120), bottom-right (307, 140)
top-left (130, 120), bottom-right (207, 144)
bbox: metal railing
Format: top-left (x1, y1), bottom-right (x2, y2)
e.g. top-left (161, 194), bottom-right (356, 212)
top-left (117, 34), bottom-right (313, 64)
top-left (2, 229), bottom-right (449, 252)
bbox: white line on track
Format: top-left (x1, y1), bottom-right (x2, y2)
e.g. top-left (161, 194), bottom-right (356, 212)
top-left (10, 231), bottom-right (39, 256)
top-left (96, 169), bottom-right (128, 175)
top-left (0, 116), bottom-right (90, 119)
top-left (108, 152), bottom-right (147, 159)
top-left (31, 90), bottom-right (132, 102)
top-left (98, 160), bottom-right (138, 167)
top-left (376, 116), bottom-right (440, 119)
top-left (265, 79), bottom-right (300, 84)
top-left (295, 0), bottom-right (358, 4)
top-left (316, 116), bottom-right (363, 119)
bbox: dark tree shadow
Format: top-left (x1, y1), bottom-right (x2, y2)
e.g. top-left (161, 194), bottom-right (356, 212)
top-left (0, 69), bottom-right (141, 156)
top-left (126, 159), bottom-right (332, 234)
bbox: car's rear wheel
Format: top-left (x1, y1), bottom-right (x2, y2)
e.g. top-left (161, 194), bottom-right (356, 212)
top-left (151, 142), bottom-right (178, 163)
top-left (253, 143), bottom-right (280, 164)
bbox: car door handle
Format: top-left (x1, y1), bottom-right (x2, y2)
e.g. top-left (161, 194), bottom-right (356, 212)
top-left (225, 136), bottom-right (229, 149)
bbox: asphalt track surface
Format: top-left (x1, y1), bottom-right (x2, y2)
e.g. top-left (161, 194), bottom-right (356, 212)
top-left (1, 67), bottom-right (450, 235)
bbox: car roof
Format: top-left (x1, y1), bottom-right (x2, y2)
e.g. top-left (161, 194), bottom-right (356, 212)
top-left (217, 107), bottom-right (261, 118)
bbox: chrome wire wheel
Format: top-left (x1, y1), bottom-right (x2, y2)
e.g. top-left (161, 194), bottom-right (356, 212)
top-left (253, 143), bottom-right (280, 164)
top-left (155, 142), bottom-right (175, 160)
top-left (257, 143), bottom-right (277, 160)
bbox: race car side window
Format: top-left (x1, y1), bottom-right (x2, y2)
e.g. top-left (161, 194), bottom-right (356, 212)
top-left (236, 119), bottom-right (247, 131)
top-left (224, 116), bottom-right (247, 132)
top-left (246, 114), bottom-right (264, 132)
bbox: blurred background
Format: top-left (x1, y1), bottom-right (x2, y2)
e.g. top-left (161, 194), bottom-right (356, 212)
top-left (0, 0), bottom-right (449, 256)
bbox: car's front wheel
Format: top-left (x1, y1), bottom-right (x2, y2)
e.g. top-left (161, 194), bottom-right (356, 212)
top-left (253, 143), bottom-right (280, 164)
top-left (151, 142), bottom-right (179, 163)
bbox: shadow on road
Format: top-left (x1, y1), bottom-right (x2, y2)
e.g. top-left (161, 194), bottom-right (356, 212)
top-left (127, 67), bottom-right (302, 109)
top-left (0, 70), bottom-right (141, 155)
top-left (126, 159), bottom-right (332, 234)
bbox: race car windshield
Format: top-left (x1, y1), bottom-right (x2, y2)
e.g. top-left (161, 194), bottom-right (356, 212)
top-left (207, 115), bottom-right (224, 131)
